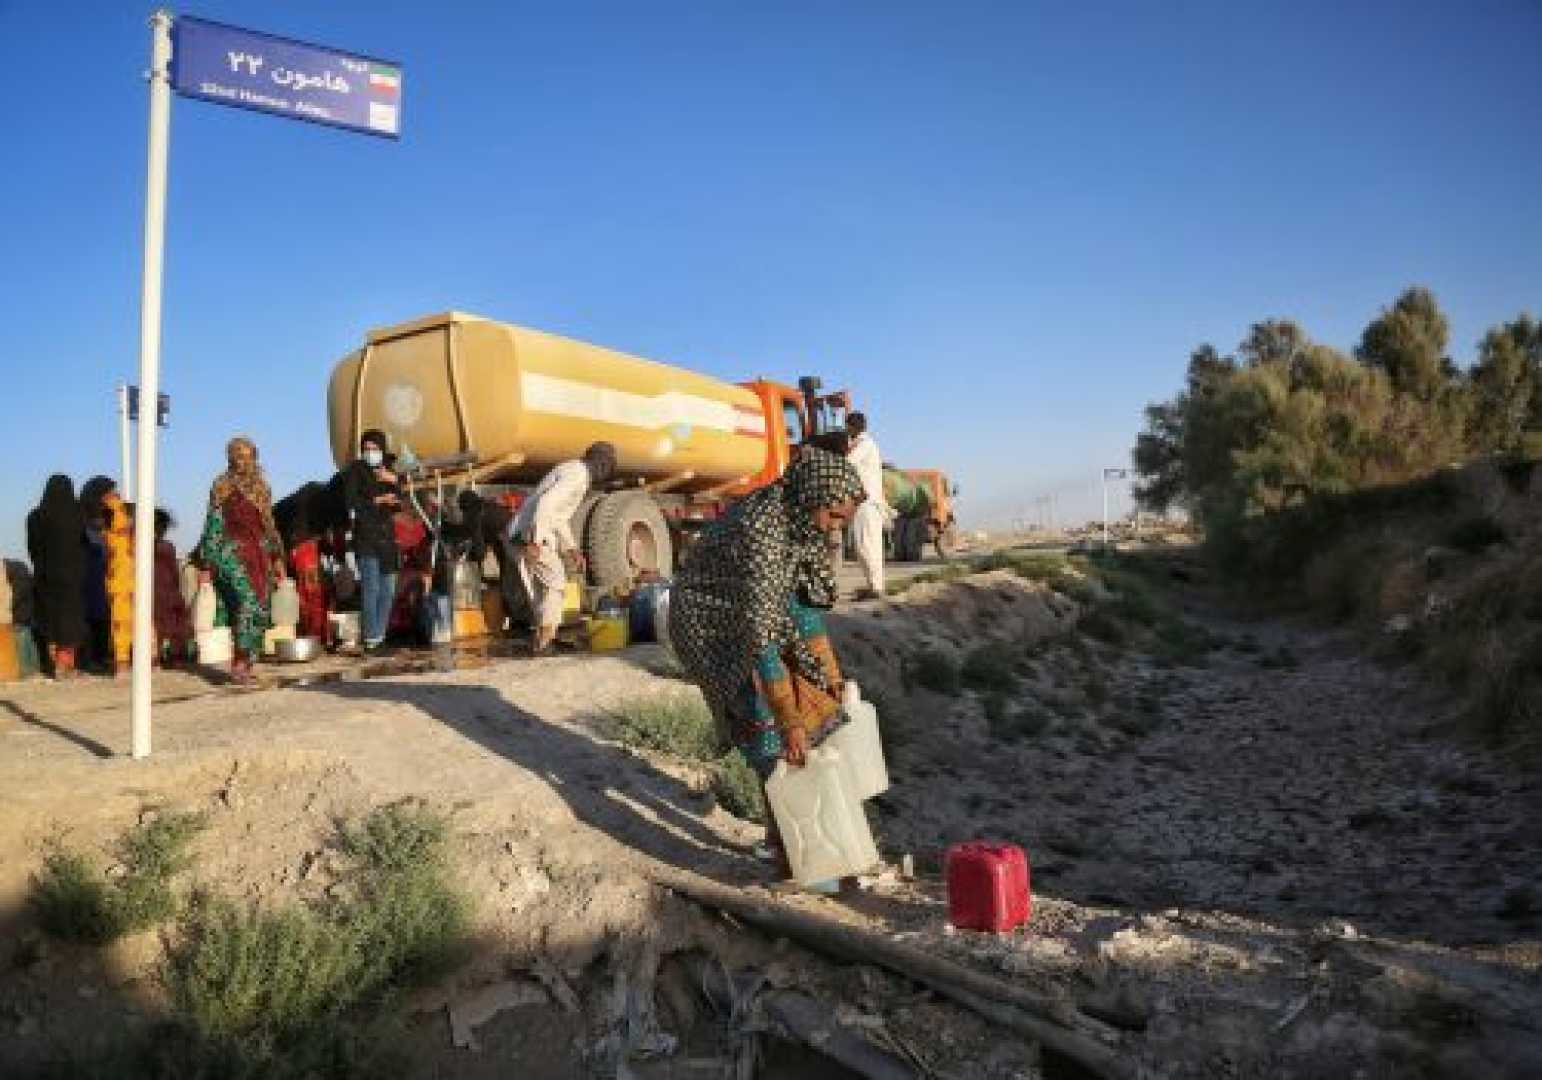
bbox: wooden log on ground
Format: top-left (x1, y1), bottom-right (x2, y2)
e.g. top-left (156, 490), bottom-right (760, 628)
top-left (651, 867), bottom-right (1137, 1079)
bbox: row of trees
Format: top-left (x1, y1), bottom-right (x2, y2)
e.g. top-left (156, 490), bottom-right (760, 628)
top-left (1132, 287), bottom-right (1542, 541)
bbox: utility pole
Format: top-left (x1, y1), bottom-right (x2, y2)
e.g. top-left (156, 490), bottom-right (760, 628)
top-left (130, 9), bottom-right (173, 761)
top-left (1101, 468), bottom-right (1129, 550)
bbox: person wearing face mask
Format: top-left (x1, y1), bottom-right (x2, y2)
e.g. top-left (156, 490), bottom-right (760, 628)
top-left (508, 441), bottom-right (617, 655)
top-left (345, 429), bottom-right (402, 652)
top-left (196, 437), bottom-right (285, 683)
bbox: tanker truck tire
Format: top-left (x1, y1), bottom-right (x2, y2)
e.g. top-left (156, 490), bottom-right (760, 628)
top-left (585, 491), bottom-right (674, 591)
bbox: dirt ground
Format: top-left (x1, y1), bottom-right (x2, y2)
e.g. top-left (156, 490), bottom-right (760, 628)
top-left (1, 559), bottom-right (1539, 1078)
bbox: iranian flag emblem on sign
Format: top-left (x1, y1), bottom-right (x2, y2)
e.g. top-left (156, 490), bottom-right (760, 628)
top-left (369, 64), bottom-right (400, 95)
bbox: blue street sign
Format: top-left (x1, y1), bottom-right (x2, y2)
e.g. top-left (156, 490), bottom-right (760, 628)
top-left (170, 16), bottom-right (402, 139)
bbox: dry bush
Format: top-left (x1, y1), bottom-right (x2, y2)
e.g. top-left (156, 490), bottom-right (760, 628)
top-left (31, 811), bottom-right (206, 945)
top-left (604, 694), bottom-right (718, 761)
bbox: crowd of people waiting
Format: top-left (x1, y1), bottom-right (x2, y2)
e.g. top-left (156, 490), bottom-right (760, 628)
top-left (7, 428), bottom-right (537, 685)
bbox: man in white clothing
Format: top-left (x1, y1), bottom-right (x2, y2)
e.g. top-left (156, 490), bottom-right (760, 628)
top-left (509, 442), bottom-right (617, 653)
top-left (844, 413), bottom-right (890, 599)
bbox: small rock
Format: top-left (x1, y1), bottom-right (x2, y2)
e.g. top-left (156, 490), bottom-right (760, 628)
top-left (16, 1015), bottom-right (39, 1037)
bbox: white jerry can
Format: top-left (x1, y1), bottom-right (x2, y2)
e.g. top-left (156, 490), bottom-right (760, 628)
top-left (270, 579), bottom-right (301, 629)
top-left (765, 744), bottom-right (881, 886)
top-left (824, 680), bottom-right (890, 801)
top-left (196, 626), bottom-right (232, 666)
top-left (192, 580), bottom-right (218, 635)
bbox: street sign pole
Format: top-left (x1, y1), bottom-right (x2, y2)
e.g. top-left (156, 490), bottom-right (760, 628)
top-left (130, 8), bottom-right (173, 761)
top-left (1102, 474), bottom-right (1110, 549)
top-left (117, 384), bottom-right (133, 502)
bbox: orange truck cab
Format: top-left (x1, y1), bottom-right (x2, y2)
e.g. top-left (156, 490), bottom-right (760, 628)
top-left (733, 376), bottom-right (851, 493)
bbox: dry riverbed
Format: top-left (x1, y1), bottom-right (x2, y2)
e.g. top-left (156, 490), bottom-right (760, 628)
top-left (1, 555), bottom-right (1538, 1078)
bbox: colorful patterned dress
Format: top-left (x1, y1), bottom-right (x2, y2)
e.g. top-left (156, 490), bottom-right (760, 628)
top-left (733, 597), bottom-right (847, 778)
top-left (101, 492), bottom-right (134, 670)
top-left (198, 482), bottom-right (282, 661)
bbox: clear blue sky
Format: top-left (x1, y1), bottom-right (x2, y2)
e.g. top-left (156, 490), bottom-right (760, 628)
top-left (2, 0), bottom-right (1540, 555)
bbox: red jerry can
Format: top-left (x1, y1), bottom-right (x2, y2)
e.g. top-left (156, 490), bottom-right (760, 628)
top-left (946, 842), bottom-right (1031, 932)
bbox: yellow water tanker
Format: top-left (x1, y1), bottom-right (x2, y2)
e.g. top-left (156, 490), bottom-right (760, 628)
top-left (327, 312), bottom-right (770, 492)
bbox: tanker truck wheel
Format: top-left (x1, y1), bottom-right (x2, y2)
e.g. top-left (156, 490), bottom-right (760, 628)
top-left (585, 491), bottom-right (674, 591)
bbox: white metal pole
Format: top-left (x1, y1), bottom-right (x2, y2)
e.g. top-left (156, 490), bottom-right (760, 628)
top-left (1102, 474), bottom-right (1109, 549)
top-left (130, 9), bottom-right (173, 760)
top-left (118, 385), bottom-right (133, 502)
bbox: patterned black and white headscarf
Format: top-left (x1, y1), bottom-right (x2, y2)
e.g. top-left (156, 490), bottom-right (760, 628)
top-left (669, 448), bottom-right (866, 730)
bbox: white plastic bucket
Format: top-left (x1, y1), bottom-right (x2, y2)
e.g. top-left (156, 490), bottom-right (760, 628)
top-left (765, 745), bottom-right (881, 886)
top-left (270, 579), bottom-right (301, 628)
top-left (192, 581), bottom-right (218, 635)
top-left (825, 680), bottom-right (890, 801)
top-left (329, 612), bottom-right (361, 648)
top-left (197, 626), bottom-right (232, 666)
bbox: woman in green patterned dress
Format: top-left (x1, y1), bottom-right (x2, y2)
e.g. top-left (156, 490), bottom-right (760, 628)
top-left (197, 437), bottom-right (285, 682)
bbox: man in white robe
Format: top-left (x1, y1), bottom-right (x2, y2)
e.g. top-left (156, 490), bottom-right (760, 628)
top-left (509, 442), bottom-right (616, 652)
top-left (845, 413), bottom-right (891, 599)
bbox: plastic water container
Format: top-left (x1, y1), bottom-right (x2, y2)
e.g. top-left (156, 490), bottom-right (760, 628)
top-left (765, 745), bottom-right (881, 886)
top-left (0, 626), bottom-right (19, 682)
top-left (197, 626), bottom-right (233, 667)
top-left (423, 594), bottom-right (453, 645)
top-left (824, 680), bottom-right (890, 801)
top-left (180, 561), bottom-right (200, 609)
top-left (946, 842), bottom-right (1031, 932)
top-left (329, 611), bottom-right (362, 648)
top-left (451, 558), bottom-right (482, 610)
top-left (628, 581), bottom-right (670, 643)
top-left (270, 579), bottom-right (301, 629)
top-left (653, 586), bottom-right (674, 661)
top-left (588, 614), bottom-right (629, 651)
top-left (192, 580), bottom-right (218, 635)
top-left (262, 625), bottom-right (296, 656)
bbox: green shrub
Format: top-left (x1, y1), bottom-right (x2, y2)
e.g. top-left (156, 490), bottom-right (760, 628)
top-left (31, 811), bottom-right (206, 945)
top-left (32, 848), bottom-right (119, 945)
top-left (1051, 572), bottom-right (1098, 605)
top-left (604, 693), bottom-right (718, 761)
top-left (712, 751), bottom-right (766, 823)
top-left (338, 800), bottom-right (449, 877)
top-left (909, 647), bottom-right (961, 694)
top-left (961, 641), bottom-right (1018, 692)
top-left (169, 897), bottom-right (359, 1043)
top-left (340, 805), bottom-right (469, 992)
top-left (164, 804), bottom-right (467, 1070)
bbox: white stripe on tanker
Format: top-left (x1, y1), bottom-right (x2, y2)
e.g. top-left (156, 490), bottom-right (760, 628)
top-left (520, 372), bottom-right (766, 437)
